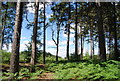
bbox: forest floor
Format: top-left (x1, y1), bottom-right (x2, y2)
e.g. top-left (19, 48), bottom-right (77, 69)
top-left (38, 72), bottom-right (54, 79)
top-left (1, 63), bottom-right (55, 79)
top-left (2, 60), bottom-right (120, 80)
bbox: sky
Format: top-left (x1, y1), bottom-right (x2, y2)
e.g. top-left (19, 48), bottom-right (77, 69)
top-left (3, 2), bottom-right (100, 58)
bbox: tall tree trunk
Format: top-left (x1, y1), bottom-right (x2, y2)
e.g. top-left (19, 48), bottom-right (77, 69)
top-left (10, 0), bottom-right (23, 78)
top-left (0, 5), bottom-right (8, 50)
top-left (66, 2), bottom-right (71, 61)
top-left (93, 40), bottom-right (94, 56)
top-left (0, 17), bottom-right (4, 50)
top-left (43, 2), bottom-right (46, 64)
top-left (75, 2), bottom-right (78, 61)
top-left (96, 3), bottom-right (106, 61)
top-left (56, 23), bottom-right (60, 61)
top-left (0, 1), bottom-right (2, 78)
top-left (113, 2), bottom-right (119, 60)
top-left (0, 2), bottom-right (3, 50)
top-left (81, 35), bottom-right (83, 60)
top-left (108, 17), bottom-right (113, 59)
top-left (90, 24), bottom-right (93, 59)
top-left (107, 3), bottom-right (113, 59)
top-left (30, 0), bottom-right (39, 72)
top-left (80, 32), bottom-right (84, 60)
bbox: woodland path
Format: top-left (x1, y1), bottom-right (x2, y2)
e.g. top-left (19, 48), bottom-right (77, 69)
top-left (39, 72), bottom-right (55, 79)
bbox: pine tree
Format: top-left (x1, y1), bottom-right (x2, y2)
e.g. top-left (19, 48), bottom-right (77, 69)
top-left (43, 2), bottom-right (46, 64)
top-left (96, 3), bottom-right (106, 61)
top-left (10, 0), bottom-right (23, 79)
top-left (30, 0), bottom-right (39, 72)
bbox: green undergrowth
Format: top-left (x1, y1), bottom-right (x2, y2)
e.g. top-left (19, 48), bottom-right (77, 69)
top-left (2, 60), bottom-right (120, 80)
top-left (46, 60), bottom-right (120, 80)
top-left (2, 66), bottom-right (45, 80)
top-left (0, 50), bottom-right (11, 64)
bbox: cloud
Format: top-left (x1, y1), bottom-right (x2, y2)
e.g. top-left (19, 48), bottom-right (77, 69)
top-left (27, 3), bottom-right (35, 13)
top-left (27, 3), bottom-right (44, 14)
top-left (46, 40), bottom-right (75, 58)
top-left (59, 46), bottom-right (75, 58)
top-left (63, 33), bottom-right (74, 38)
top-left (20, 40), bottom-right (30, 51)
top-left (47, 40), bottom-right (74, 47)
top-left (46, 48), bottom-right (56, 56)
top-left (59, 41), bottom-right (66, 45)
top-left (21, 37), bottom-right (27, 40)
top-left (43, 42), bottom-right (98, 57)
top-left (70, 23), bottom-right (81, 33)
top-left (21, 40), bottom-right (30, 44)
top-left (2, 43), bottom-right (12, 52)
top-left (47, 40), bottom-right (56, 46)
top-left (46, 45), bottom-right (75, 58)
top-left (2, 40), bottom-right (30, 52)
top-left (46, 0), bottom-right (53, 2)
top-left (71, 24), bottom-right (75, 28)
top-left (46, 46), bottom-right (67, 58)
top-left (20, 44), bottom-right (27, 51)
top-left (8, 43), bottom-right (12, 52)
top-left (39, 3), bottom-right (44, 9)
top-left (70, 29), bottom-right (75, 32)
top-left (59, 41), bottom-right (74, 45)
top-left (63, 25), bottom-right (75, 38)
top-left (46, 13), bottom-right (53, 18)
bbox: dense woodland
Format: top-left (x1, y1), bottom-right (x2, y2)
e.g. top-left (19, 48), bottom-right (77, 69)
top-left (0, 0), bottom-right (120, 80)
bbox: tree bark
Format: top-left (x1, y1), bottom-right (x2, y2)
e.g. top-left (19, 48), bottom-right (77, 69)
top-left (0, 17), bottom-right (4, 50)
top-left (81, 38), bottom-right (83, 60)
top-left (75, 2), bottom-right (78, 61)
top-left (10, 0), bottom-right (23, 78)
top-left (90, 24), bottom-right (93, 59)
top-left (93, 40), bottom-right (94, 56)
top-left (43, 2), bottom-right (46, 64)
top-left (30, 0), bottom-right (39, 72)
top-left (96, 3), bottom-right (106, 61)
top-left (108, 14), bottom-right (113, 59)
top-left (80, 34), bottom-right (84, 60)
top-left (0, 1), bottom-right (2, 78)
top-left (56, 23), bottom-right (60, 61)
top-left (66, 2), bottom-right (71, 61)
top-left (113, 2), bottom-right (119, 60)
top-left (0, 2), bottom-right (2, 50)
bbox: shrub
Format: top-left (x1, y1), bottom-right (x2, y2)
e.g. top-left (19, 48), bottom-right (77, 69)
top-left (83, 51), bottom-right (90, 60)
top-left (20, 51), bottom-right (31, 63)
top-left (1, 50), bottom-right (11, 63)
